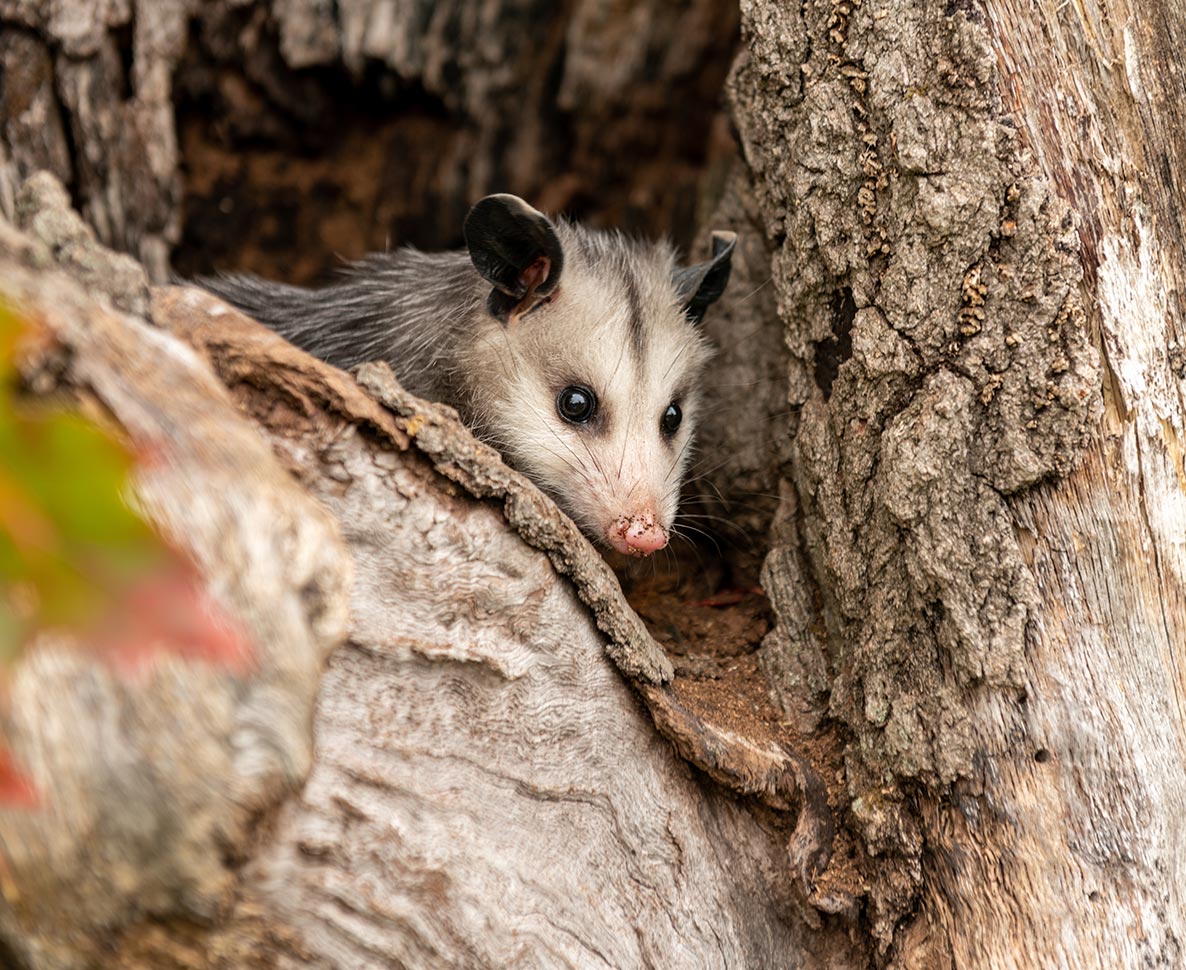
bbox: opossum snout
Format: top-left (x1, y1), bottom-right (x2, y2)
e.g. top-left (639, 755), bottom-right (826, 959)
top-left (607, 510), bottom-right (669, 557)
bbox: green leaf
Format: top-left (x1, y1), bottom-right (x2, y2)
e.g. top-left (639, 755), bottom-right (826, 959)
top-left (0, 302), bottom-right (253, 681)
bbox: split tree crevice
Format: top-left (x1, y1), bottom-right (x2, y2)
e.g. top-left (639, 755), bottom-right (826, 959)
top-left (0, 173), bottom-right (849, 969)
top-left (1, 1), bottom-right (1184, 968)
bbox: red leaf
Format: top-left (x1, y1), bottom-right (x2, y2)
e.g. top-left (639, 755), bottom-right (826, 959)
top-left (91, 558), bottom-right (255, 677)
top-left (0, 744), bottom-right (38, 808)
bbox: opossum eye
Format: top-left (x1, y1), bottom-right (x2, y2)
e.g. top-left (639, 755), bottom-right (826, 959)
top-left (661, 402), bottom-right (682, 438)
top-left (557, 385), bottom-right (598, 424)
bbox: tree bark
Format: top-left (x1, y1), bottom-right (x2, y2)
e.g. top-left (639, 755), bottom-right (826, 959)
top-left (729, 0), bottom-right (1185, 965)
top-left (0, 0), bottom-right (738, 284)
top-left (1, 0), bottom-right (1184, 968)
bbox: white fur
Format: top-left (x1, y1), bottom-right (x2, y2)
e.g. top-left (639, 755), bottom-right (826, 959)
top-left (460, 223), bottom-right (714, 542)
top-left (199, 213), bottom-right (720, 550)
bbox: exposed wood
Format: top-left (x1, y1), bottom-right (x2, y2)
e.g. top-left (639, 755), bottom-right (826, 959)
top-left (0, 174), bottom-right (351, 970)
top-left (0, 176), bottom-right (853, 969)
top-left (914, 1), bottom-right (1186, 965)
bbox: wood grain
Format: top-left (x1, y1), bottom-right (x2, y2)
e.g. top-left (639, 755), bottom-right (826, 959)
top-left (0, 177), bottom-right (855, 969)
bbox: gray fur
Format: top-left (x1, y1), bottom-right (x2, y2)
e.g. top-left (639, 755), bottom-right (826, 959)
top-left (197, 205), bottom-right (733, 552)
top-left (199, 250), bottom-right (482, 404)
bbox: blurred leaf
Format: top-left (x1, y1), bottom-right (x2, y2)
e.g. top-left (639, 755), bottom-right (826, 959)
top-left (92, 557), bottom-right (255, 677)
top-left (0, 744), bottom-right (37, 808)
top-left (0, 304), bottom-right (20, 382)
top-left (0, 301), bottom-right (255, 678)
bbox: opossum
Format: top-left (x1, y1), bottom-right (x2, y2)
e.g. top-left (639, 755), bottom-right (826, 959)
top-left (198, 195), bottom-right (735, 557)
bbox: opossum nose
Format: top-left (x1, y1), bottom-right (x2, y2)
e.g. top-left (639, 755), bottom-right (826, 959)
top-left (607, 511), bottom-right (669, 557)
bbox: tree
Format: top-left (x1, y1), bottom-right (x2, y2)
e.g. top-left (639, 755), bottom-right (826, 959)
top-left (0, 1), bottom-right (1182, 968)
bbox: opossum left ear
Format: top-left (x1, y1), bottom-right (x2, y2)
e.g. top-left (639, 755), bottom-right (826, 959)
top-left (674, 230), bottom-right (737, 325)
top-left (464, 194), bottom-right (565, 321)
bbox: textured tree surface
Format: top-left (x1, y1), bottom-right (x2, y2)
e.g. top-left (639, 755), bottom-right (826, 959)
top-left (0, 175), bottom-right (352, 970)
top-left (729, 0), bottom-right (1184, 965)
top-left (2, 0), bottom-right (1186, 968)
top-left (0, 0), bottom-right (738, 283)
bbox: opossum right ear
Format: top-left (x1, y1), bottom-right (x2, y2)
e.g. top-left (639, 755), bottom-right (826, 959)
top-left (464, 194), bottom-right (565, 322)
top-left (674, 230), bottom-right (737, 325)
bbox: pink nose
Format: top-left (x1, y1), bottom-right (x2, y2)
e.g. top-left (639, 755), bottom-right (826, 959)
top-left (607, 511), bottom-right (669, 557)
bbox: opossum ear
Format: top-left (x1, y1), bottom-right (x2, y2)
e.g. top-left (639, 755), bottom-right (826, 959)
top-left (674, 230), bottom-right (737, 325)
top-left (464, 194), bottom-right (565, 321)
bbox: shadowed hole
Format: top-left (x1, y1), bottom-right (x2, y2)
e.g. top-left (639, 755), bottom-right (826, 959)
top-left (814, 287), bottom-right (855, 399)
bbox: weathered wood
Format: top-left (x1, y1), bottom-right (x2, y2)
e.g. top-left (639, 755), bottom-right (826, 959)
top-left (923, 2), bottom-right (1186, 965)
top-left (0, 178), bottom-right (851, 969)
top-left (167, 290), bottom-right (846, 970)
top-left (0, 174), bottom-right (351, 970)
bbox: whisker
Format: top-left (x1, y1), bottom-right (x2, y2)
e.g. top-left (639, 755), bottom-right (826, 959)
top-left (736, 276), bottom-right (773, 304)
top-left (674, 512), bottom-right (754, 541)
top-left (670, 523), bottom-right (722, 557)
top-left (681, 453), bottom-right (738, 482)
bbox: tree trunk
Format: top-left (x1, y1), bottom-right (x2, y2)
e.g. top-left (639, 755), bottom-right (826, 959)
top-left (0, 0), bottom-right (738, 283)
top-left (1, 1), bottom-right (1184, 968)
top-left (729, 0), bottom-right (1184, 965)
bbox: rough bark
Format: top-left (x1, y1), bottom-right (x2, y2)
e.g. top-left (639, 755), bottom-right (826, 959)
top-left (2, 0), bottom-right (1185, 967)
top-left (729, 0), bottom-right (1185, 965)
top-left (0, 0), bottom-right (738, 284)
top-left (0, 174), bottom-right (352, 970)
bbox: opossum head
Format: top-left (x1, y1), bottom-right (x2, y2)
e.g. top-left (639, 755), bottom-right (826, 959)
top-left (460, 194), bottom-right (735, 557)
